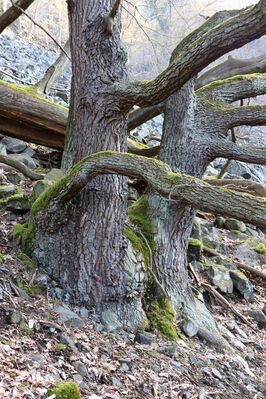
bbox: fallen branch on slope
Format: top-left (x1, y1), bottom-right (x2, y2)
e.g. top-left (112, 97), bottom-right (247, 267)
top-left (203, 245), bottom-right (266, 281)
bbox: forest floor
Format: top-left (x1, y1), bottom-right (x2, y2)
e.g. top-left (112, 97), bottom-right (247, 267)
top-left (0, 149), bottom-right (265, 399)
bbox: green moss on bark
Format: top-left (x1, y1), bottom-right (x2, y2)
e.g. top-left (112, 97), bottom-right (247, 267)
top-left (127, 195), bottom-right (154, 253)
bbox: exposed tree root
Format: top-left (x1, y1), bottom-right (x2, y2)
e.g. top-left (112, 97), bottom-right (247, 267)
top-left (0, 154), bottom-right (44, 180)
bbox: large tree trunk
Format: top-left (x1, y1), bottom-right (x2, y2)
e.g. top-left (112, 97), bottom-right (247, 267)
top-left (31, 1), bottom-right (146, 328)
top-left (145, 80), bottom-right (227, 344)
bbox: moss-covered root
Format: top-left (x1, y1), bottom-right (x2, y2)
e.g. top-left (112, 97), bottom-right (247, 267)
top-left (148, 296), bottom-right (180, 339)
top-left (48, 382), bottom-right (81, 399)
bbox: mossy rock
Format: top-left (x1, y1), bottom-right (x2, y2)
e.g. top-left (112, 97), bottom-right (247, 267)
top-left (148, 296), bottom-right (180, 339)
top-left (0, 252), bottom-right (4, 264)
top-left (13, 222), bottom-right (35, 255)
top-left (48, 382), bottom-right (81, 399)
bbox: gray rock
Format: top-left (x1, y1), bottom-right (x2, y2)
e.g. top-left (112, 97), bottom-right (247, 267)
top-left (215, 216), bottom-right (225, 228)
top-left (8, 153), bottom-right (38, 169)
top-left (248, 309), bottom-right (266, 323)
top-left (45, 168), bottom-right (65, 182)
top-left (187, 238), bottom-right (202, 262)
top-left (207, 264), bottom-right (233, 293)
top-left (100, 310), bottom-right (122, 333)
top-left (1, 137), bottom-right (26, 153)
top-left (10, 311), bottom-right (22, 324)
top-left (72, 361), bottom-right (89, 379)
top-left (31, 180), bottom-right (53, 201)
top-left (263, 304), bottom-right (266, 315)
top-left (111, 376), bottom-right (123, 387)
top-left (157, 345), bottom-right (177, 358)
top-left (59, 335), bottom-right (77, 351)
top-left (35, 273), bottom-right (50, 286)
top-left (134, 331), bottom-right (153, 345)
top-left (257, 385), bottom-right (266, 393)
top-left (224, 218), bottom-right (246, 232)
top-left (53, 305), bottom-right (84, 329)
top-left (212, 368), bottom-right (223, 380)
top-left (230, 270), bottom-right (254, 301)
top-left (6, 196), bottom-right (31, 214)
top-left (190, 261), bottom-right (204, 273)
top-left (0, 142), bottom-right (7, 155)
top-left (0, 184), bottom-right (15, 198)
top-left (80, 307), bottom-right (89, 320)
top-left (6, 171), bottom-right (24, 184)
top-left (169, 360), bottom-right (181, 369)
top-left (29, 354), bottom-right (43, 363)
top-left (72, 374), bottom-right (83, 382)
top-left (190, 217), bottom-right (202, 240)
top-left (181, 319), bottom-right (198, 337)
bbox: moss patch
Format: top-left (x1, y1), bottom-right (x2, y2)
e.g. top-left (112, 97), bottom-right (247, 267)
top-left (189, 238), bottom-right (203, 249)
top-left (0, 252), bottom-right (4, 264)
top-left (124, 225), bottom-right (149, 268)
top-left (13, 222), bottom-right (35, 255)
top-left (48, 382), bottom-right (81, 399)
top-left (127, 195), bottom-right (154, 253)
top-left (148, 296), bottom-right (179, 339)
top-left (253, 243), bottom-right (266, 255)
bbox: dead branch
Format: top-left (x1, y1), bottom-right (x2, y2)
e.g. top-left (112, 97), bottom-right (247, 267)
top-left (0, 0), bottom-right (35, 34)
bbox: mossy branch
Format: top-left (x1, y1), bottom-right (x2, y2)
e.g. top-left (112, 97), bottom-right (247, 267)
top-left (30, 152), bottom-right (266, 228)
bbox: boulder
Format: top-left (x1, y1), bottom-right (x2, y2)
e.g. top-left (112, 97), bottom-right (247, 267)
top-left (229, 270), bottom-right (254, 302)
top-left (100, 310), bottom-right (123, 333)
top-left (207, 264), bottom-right (233, 293)
top-left (1, 137), bottom-right (26, 153)
top-left (224, 218), bottom-right (246, 233)
top-left (53, 304), bottom-right (84, 329)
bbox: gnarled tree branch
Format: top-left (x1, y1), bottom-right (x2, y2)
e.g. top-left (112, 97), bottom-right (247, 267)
top-left (32, 152), bottom-right (266, 227)
top-left (212, 141), bottom-right (266, 166)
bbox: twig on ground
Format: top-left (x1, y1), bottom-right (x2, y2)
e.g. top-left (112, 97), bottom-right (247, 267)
top-left (0, 154), bottom-right (44, 180)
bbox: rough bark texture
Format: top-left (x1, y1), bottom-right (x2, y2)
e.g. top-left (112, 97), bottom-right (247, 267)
top-left (35, 0), bottom-right (146, 328)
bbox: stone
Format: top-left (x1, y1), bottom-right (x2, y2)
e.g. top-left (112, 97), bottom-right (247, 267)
top-left (248, 309), bottom-right (266, 323)
top-left (0, 184), bottom-right (15, 198)
top-left (6, 196), bottom-right (31, 214)
top-left (211, 368), bottom-right (223, 380)
top-left (207, 264), bottom-right (233, 293)
top-left (187, 238), bottom-right (202, 262)
top-left (31, 180), bottom-right (53, 200)
top-left (59, 335), bottom-right (77, 351)
top-left (181, 319), bottom-right (198, 337)
top-left (190, 261), bottom-right (204, 273)
top-left (229, 270), bottom-right (254, 301)
top-left (1, 137), bottom-right (26, 153)
top-left (6, 171), bottom-right (24, 184)
top-left (45, 168), bottom-right (65, 182)
top-left (10, 311), bottom-right (22, 324)
top-left (100, 310), bottom-right (122, 333)
top-left (111, 376), bottom-right (123, 387)
top-left (0, 142), bottom-right (7, 155)
top-left (224, 218), bottom-right (246, 232)
top-left (134, 331), bottom-right (153, 345)
top-left (8, 153), bottom-right (38, 169)
top-left (29, 353), bottom-right (43, 363)
top-left (215, 216), bottom-right (225, 228)
top-left (190, 217), bottom-right (202, 240)
top-left (34, 273), bottom-right (50, 286)
top-left (53, 305), bottom-right (84, 329)
top-left (72, 361), bottom-right (90, 379)
top-left (157, 345), bottom-right (177, 358)
top-left (80, 307), bottom-right (89, 320)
